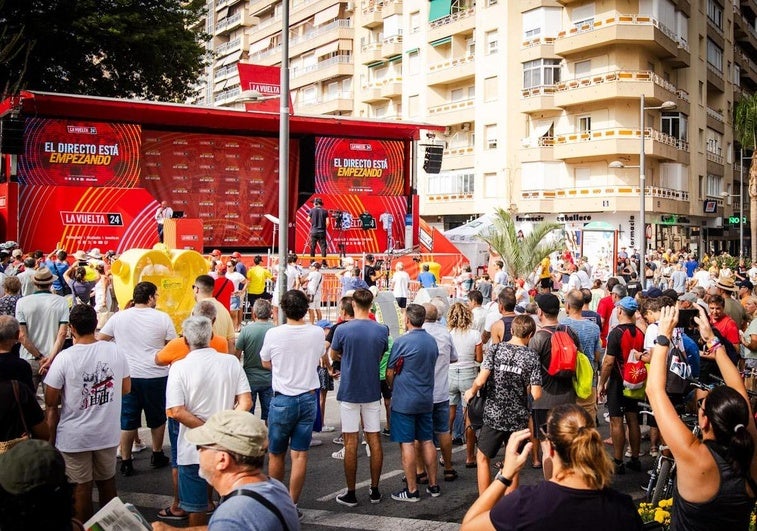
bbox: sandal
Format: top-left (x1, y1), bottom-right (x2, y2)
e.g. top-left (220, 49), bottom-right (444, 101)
top-left (465, 462), bottom-right (477, 469)
top-left (401, 472), bottom-right (429, 485)
top-left (157, 507), bottom-right (188, 521)
top-left (443, 469), bottom-right (458, 482)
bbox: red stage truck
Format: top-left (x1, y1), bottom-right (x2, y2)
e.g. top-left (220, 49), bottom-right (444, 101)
top-left (0, 91), bottom-right (442, 257)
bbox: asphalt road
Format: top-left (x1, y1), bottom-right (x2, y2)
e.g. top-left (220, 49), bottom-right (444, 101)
top-left (112, 386), bottom-right (655, 530)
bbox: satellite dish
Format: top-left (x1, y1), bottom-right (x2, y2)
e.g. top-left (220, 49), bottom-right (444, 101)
top-left (264, 214), bottom-right (280, 225)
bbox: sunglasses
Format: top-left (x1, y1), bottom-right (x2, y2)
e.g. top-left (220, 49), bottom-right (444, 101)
top-left (697, 398), bottom-right (706, 411)
top-left (539, 423), bottom-right (550, 439)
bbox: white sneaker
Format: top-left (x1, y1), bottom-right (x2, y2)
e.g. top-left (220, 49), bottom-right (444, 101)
top-left (132, 441), bottom-right (147, 453)
top-left (332, 447), bottom-right (345, 460)
top-left (321, 425), bottom-right (336, 432)
top-left (625, 448), bottom-right (646, 458)
top-left (310, 439), bottom-right (323, 447)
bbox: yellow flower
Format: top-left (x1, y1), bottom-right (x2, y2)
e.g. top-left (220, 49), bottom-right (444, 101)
top-left (654, 509), bottom-right (670, 523)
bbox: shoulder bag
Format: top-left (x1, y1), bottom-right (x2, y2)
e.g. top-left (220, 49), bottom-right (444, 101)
top-left (0, 380), bottom-right (31, 453)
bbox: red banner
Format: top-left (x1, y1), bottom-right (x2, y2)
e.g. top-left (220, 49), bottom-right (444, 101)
top-left (315, 137), bottom-right (404, 196)
top-left (236, 63), bottom-right (293, 114)
top-left (18, 118), bottom-right (141, 187)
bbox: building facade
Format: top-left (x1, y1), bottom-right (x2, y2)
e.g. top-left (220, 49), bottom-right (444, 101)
top-left (190, 0), bottom-right (755, 258)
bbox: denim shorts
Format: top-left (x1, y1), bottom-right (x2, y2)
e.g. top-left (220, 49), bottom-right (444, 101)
top-left (390, 410), bottom-right (433, 443)
top-left (178, 464), bottom-right (208, 513)
top-left (432, 400), bottom-right (450, 433)
top-left (168, 417), bottom-right (180, 468)
top-left (449, 367), bottom-right (477, 407)
top-left (250, 385), bottom-right (273, 421)
top-left (267, 391), bottom-right (317, 454)
top-left (230, 295), bottom-right (242, 311)
top-left (121, 377), bottom-right (167, 430)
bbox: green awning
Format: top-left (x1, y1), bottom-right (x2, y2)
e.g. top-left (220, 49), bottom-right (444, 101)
top-left (430, 36), bottom-right (452, 47)
top-left (366, 61), bottom-right (385, 68)
top-left (388, 54), bottom-right (403, 63)
top-left (428, 0), bottom-right (452, 21)
top-left (584, 222), bottom-right (615, 230)
top-left (406, 48), bottom-right (419, 54)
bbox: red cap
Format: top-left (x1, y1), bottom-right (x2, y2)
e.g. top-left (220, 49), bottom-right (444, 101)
top-left (231, 252), bottom-right (242, 259)
top-left (211, 249), bottom-right (222, 257)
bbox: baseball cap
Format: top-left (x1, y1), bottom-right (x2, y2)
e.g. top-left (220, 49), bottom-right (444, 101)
top-left (615, 296), bottom-right (639, 312)
top-left (315, 319), bottom-right (332, 329)
top-left (642, 287), bottom-right (663, 298)
top-left (211, 249), bottom-right (222, 257)
top-left (0, 440), bottom-right (67, 495)
top-left (534, 293), bottom-right (560, 314)
top-left (231, 252), bottom-right (242, 259)
top-left (679, 292), bottom-right (697, 303)
top-left (185, 410), bottom-right (267, 458)
top-left (738, 279), bottom-right (754, 291)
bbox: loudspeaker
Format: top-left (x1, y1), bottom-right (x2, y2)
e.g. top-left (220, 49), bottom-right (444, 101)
top-left (423, 145), bottom-right (443, 174)
top-left (0, 117), bottom-right (24, 155)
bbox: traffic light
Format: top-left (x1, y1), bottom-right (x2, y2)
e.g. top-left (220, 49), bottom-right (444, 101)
top-left (423, 145), bottom-right (444, 174)
top-left (0, 116), bottom-right (24, 155)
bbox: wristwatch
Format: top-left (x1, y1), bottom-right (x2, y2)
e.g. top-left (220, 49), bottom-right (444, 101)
top-left (656, 335), bottom-right (671, 347)
top-left (494, 471), bottom-right (513, 487)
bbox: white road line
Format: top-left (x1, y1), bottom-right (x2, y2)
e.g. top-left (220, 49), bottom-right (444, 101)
top-left (316, 445), bottom-right (466, 502)
top-left (301, 508), bottom-right (460, 530)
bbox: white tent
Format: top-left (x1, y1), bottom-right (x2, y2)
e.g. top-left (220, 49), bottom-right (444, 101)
top-left (443, 214), bottom-right (493, 269)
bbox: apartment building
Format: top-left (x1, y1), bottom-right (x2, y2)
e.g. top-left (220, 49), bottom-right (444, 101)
top-left (190, 0), bottom-right (756, 258)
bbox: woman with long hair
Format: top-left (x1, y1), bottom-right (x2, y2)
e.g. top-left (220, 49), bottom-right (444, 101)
top-left (461, 404), bottom-right (641, 530)
top-left (647, 305), bottom-right (757, 530)
top-left (447, 302), bottom-right (483, 470)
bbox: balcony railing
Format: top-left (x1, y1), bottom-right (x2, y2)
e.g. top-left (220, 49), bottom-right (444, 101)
top-left (216, 37), bottom-right (242, 56)
top-left (556, 13), bottom-right (689, 52)
top-left (521, 36), bottom-right (556, 49)
top-left (521, 84), bottom-right (557, 98)
top-left (214, 86), bottom-right (241, 104)
top-left (214, 64), bottom-right (238, 79)
top-left (707, 61), bottom-right (723, 77)
top-left (428, 54), bottom-right (474, 74)
top-left (215, 12), bottom-right (242, 33)
top-left (707, 106), bottom-right (725, 123)
top-left (291, 54), bottom-right (352, 77)
top-left (707, 149), bottom-right (725, 165)
top-left (301, 91), bottom-right (354, 105)
top-left (553, 127), bottom-right (689, 151)
top-left (427, 97), bottom-right (475, 114)
top-left (521, 185), bottom-right (689, 202)
top-left (429, 5), bottom-right (476, 29)
top-left (291, 19), bottom-right (352, 46)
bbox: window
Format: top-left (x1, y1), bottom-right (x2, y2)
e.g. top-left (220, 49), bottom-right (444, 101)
top-left (707, 38), bottom-right (723, 72)
top-left (485, 30), bottom-right (498, 55)
top-left (734, 64), bottom-right (741, 85)
top-left (384, 14), bottom-right (401, 38)
top-left (706, 128), bottom-right (722, 155)
top-left (571, 3), bottom-right (595, 28)
top-left (485, 124), bottom-right (498, 149)
top-left (706, 174), bottom-right (722, 196)
top-left (522, 59), bottom-right (561, 88)
top-left (450, 88), bottom-right (464, 101)
top-left (408, 95), bottom-right (419, 118)
top-left (484, 172), bottom-right (499, 198)
top-left (410, 11), bottom-right (420, 33)
top-left (427, 171), bottom-right (475, 194)
top-left (575, 167), bottom-right (591, 187)
top-left (484, 76), bottom-right (498, 102)
top-left (707, 0), bottom-right (723, 29)
top-left (466, 37), bottom-right (475, 56)
top-left (302, 86), bottom-right (317, 104)
top-left (522, 7), bottom-right (562, 40)
top-left (578, 115), bottom-right (591, 134)
top-left (574, 60), bottom-right (591, 78)
top-left (408, 50), bottom-right (420, 75)
top-left (661, 112), bottom-right (688, 141)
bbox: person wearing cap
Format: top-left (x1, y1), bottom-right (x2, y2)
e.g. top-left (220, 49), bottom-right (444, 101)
top-left (259, 289), bottom-right (326, 508)
top-left (45, 250), bottom-right (70, 296)
top-left (164, 316), bottom-right (251, 527)
top-left (15, 267), bottom-right (69, 392)
top-left (224, 260), bottom-right (247, 332)
top-left (715, 277), bottom-right (747, 329)
top-left (155, 200), bottom-right (173, 243)
top-left (308, 197), bottom-right (329, 266)
top-left (328, 288), bottom-right (389, 507)
top-left (598, 296), bottom-right (644, 474)
top-left (151, 410), bottom-right (300, 531)
top-left (231, 251), bottom-right (247, 277)
top-left (246, 255), bottom-right (273, 313)
top-left (738, 279), bottom-right (755, 304)
top-left (0, 440), bottom-right (79, 531)
top-left (236, 299), bottom-right (275, 424)
top-left (43, 304), bottom-right (131, 522)
top-left (678, 292), bottom-right (698, 310)
top-left (528, 292), bottom-right (580, 478)
top-left (97, 281), bottom-right (177, 476)
top-left (303, 262), bottom-right (324, 323)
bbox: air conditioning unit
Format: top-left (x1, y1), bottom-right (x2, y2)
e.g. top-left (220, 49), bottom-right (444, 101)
top-left (345, 2), bottom-right (354, 11)
top-left (443, 126), bottom-right (452, 136)
top-left (462, 122), bottom-right (471, 132)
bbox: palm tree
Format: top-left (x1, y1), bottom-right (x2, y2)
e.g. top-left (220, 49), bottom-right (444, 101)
top-left (478, 208), bottom-right (564, 281)
top-left (734, 93), bottom-right (757, 261)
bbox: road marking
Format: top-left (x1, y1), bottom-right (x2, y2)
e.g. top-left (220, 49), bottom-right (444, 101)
top-left (96, 491), bottom-right (174, 509)
top-left (316, 445), bottom-right (466, 502)
top-left (301, 508), bottom-right (460, 530)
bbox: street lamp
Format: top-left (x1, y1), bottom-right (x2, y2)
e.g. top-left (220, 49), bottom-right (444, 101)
top-left (638, 95), bottom-right (676, 278)
top-left (277, 0), bottom-right (291, 324)
top-left (740, 149), bottom-right (754, 258)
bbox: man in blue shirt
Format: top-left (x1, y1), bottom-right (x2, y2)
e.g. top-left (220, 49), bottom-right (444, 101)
top-left (329, 288), bottom-right (389, 507)
top-left (418, 265), bottom-right (437, 288)
top-left (387, 304), bottom-right (441, 502)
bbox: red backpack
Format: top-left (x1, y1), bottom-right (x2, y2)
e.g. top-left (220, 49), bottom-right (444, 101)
top-left (544, 326), bottom-right (578, 378)
top-left (618, 326), bottom-right (646, 389)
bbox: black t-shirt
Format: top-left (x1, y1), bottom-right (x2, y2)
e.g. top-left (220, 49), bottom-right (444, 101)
top-left (489, 481), bottom-right (643, 531)
top-left (359, 212), bottom-right (376, 230)
top-left (309, 206), bottom-right (328, 234)
top-left (605, 323), bottom-right (644, 381)
top-left (528, 324), bottom-right (579, 409)
top-left (326, 320), bottom-right (349, 371)
top-left (364, 265), bottom-right (378, 287)
top-left (581, 310), bottom-right (602, 329)
top-left (626, 280), bottom-right (642, 298)
top-left (0, 350), bottom-right (34, 391)
top-left (0, 380), bottom-right (44, 441)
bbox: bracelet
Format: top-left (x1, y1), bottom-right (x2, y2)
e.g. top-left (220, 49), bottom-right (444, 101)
top-left (706, 340), bottom-right (722, 354)
top-left (705, 337), bottom-right (720, 350)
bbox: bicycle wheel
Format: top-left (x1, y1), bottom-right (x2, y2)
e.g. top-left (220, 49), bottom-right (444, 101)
top-left (651, 459), bottom-right (673, 506)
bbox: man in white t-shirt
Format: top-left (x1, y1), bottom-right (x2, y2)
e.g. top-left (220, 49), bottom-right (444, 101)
top-left (45, 304), bottom-right (131, 522)
top-left (97, 281), bottom-right (177, 476)
top-left (155, 200), bottom-right (173, 243)
top-left (260, 289), bottom-right (326, 509)
top-left (224, 261), bottom-right (248, 333)
top-left (166, 316), bottom-right (251, 527)
top-left (692, 266), bottom-right (713, 291)
top-left (390, 261), bottom-right (411, 310)
top-left (303, 262), bottom-right (325, 323)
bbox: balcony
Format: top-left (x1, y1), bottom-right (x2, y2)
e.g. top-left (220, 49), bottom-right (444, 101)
top-left (290, 19), bottom-right (353, 58)
top-left (360, 83), bottom-right (385, 102)
top-left (443, 145), bottom-right (475, 169)
top-left (427, 97), bottom-right (475, 126)
top-left (382, 33), bottom-right (403, 58)
top-left (552, 127), bottom-right (689, 162)
top-left (361, 42), bottom-right (383, 64)
top-left (361, 0), bottom-right (384, 28)
top-left (520, 85), bottom-right (559, 113)
top-left (214, 86), bottom-right (242, 105)
top-left (299, 93), bottom-right (354, 115)
top-left (382, 0), bottom-right (403, 17)
top-left (290, 54), bottom-right (353, 89)
top-left (519, 185), bottom-right (690, 215)
top-left (707, 62), bottom-right (725, 93)
top-left (215, 12), bottom-right (255, 35)
top-left (427, 6), bottom-right (476, 43)
top-left (520, 36), bottom-right (556, 62)
top-left (553, 70), bottom-right (689, 113)
top-left (426, 54), bottom-right (475, 86)
top-left (216, 36), bottom-right (245, 57)
top-left (520, 136), bottom-right (555, 163)
top-left (217, 0), bottom-right (244, 9)
top-left (706, 106), bottom-right (726, 133)
top-left (380, 77), bottom-right (403, 98)
top-left (554, 14), bottom-right (690, 66)
top-left (707, 149), bottom-right (725, 171)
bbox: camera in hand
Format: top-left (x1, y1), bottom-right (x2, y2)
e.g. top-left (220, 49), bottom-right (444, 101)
top-left (677, 309), bottom-right (701, 344)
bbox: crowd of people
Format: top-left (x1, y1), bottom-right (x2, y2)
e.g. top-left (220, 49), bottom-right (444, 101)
top-left (1, 242), bottom-right (757, 530)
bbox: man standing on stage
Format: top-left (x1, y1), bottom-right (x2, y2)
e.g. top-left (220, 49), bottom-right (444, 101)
top-left (155, 201), bottom-right (173, 243)
top-left (309, 198), bottom-right (329, 265)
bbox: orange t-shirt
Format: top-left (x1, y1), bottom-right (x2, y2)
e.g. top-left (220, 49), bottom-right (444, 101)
top-left (155, 334), bottom-right (229, 366)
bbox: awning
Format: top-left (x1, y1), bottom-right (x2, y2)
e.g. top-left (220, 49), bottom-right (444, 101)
top-left (250, 37), bottom-right (271, 54)
top-left (221, 50), bottom-right (242, 65)
top-left (428, 0), bottom-right (452, 21)
top-left (388, 54), bottom-right (402, 63)
top-left (406, 47), bottom-right (419, 54)
top-left (217, 6), bottom-right (229, 19)
top-left (528, 119), bottom-right (553, 147)
top-left (430, 36), bottom-right (452, 47)
top-left (367, 61), bottom-right (385, 68)
top-left (315, 41), bottom-right (339, 57)
top-left (339, 38), bottom-right (353, 51)
top-left (443, 214), bottom-right (495, 242)
top-left (214, 79), bottom-right (228, 91)
top-left (314, 4), bottom-right (340, 26)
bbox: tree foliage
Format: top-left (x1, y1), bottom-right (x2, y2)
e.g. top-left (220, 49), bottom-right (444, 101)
top-left (478, 208), bottom-right (564, 281)
top-left (734, 92), bottom-right (757, 260)
top-left (0, 0), bottom-right (209, 101)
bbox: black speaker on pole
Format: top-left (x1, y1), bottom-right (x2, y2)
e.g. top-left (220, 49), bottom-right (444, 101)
top-left (0, 117), bottom-right (25, 155)
top-left (423, 145), bottom-right (443, 174)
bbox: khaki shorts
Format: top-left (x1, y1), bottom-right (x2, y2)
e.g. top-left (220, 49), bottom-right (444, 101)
top-left (61, 446), bottom-right (117, 484)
